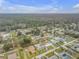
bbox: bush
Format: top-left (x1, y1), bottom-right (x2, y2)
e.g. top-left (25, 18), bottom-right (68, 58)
top-left (19, 35), bottom-right (31, 47)
top-left (3, 43), bottom-right (13, 52)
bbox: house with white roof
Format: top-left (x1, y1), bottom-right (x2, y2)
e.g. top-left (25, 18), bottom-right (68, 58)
top-left (0, 32), bottom-right (10, 40)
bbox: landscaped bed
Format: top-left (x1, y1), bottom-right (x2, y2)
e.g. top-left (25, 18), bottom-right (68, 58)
top-left (56, 41), bottom-right (64, 46)
top-left (47, 46), bottom-right (53, 50)
top-left (55, 48), bottom-right (64, 53)
top-left (65, 36), bottom-right (74, 43)
top-left (38, 48), bottom-right (46, 54)
top-left (45, 52), bottom-right (54, 58)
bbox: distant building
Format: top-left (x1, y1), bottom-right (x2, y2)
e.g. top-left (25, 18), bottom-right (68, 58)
top-left (55, 37), bottom-right (65, 42)
top-left (0, 32), bottom-right (10, 40)
top-left (8, 53), bottom-right (16, 59)
top-left (0, 55), bottom-right (4, 59)
top-left (0, 45), bottom-right (3, 53)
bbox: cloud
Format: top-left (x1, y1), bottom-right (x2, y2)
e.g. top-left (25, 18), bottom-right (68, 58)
top-left (0, 4), bottom-right (61, 13)
top-left (0, 0), bottom-right (62, 13)
top-left (0, 0), bottom-right (5, 6)
top-left (73, 4), bottom-right (79, 12)
top-left (1, 0), bottom-right (79, 13)
top-left (73, 4), bottom-right (79, 8)
top-left (1, 5), bottom-right (60, 13)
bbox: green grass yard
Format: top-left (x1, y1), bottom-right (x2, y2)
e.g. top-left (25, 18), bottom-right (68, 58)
top-left (45, 52), bottom-right (54, 58)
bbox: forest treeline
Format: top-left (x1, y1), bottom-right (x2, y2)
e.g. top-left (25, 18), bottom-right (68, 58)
top-left (0, 14), bottom-right (79, 32)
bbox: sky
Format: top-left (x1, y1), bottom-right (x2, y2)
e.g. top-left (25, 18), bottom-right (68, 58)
top-left (0, 0), bottom-right (79, 13)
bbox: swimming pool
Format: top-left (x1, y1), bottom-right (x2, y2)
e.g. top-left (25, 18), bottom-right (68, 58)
top-left (59, 52), bottom-right (72, 59)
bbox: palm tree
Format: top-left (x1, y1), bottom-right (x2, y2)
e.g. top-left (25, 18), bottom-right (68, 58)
top-left (4, 52), bottom-right (8, 59)
top-left (10, 31), bottom-right (20, 48)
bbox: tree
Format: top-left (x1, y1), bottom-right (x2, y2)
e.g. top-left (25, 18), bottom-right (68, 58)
top-left (3, 42), bottom-right (13, 52)
top-left (31, 28), bottom-right (40, 36)
top-left (77, 57), bottom-right (79, 59)
top-left (0, 35), bottom-right (2, 43)
top-left (19, 35), bottom-right (31, 47)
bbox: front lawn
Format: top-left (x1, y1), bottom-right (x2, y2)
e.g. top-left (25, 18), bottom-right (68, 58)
top-left (55, 48), bottom-right (64, 53)
top-left (45, 52), bottom-right (54, 58)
